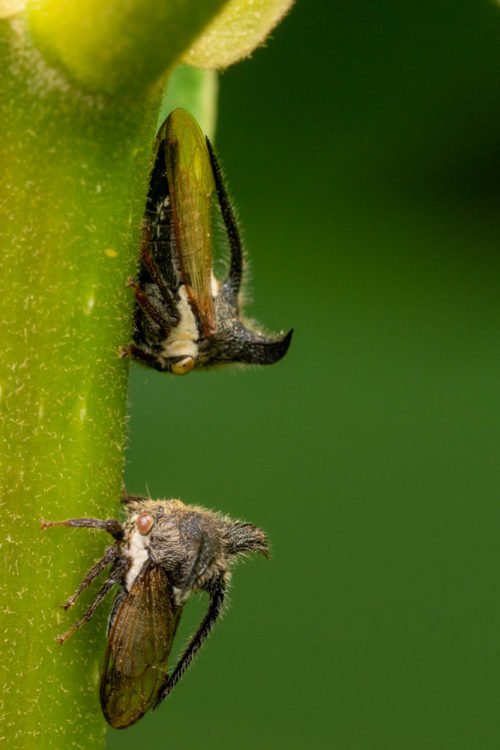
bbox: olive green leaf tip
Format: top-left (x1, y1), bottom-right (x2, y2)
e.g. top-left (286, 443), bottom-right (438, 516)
top-left (182, 0), bottom-right (295, 69)
top-left (25, 0), bottom-right (295, 96)
top-left (26, 0), bottom-right (228, 97)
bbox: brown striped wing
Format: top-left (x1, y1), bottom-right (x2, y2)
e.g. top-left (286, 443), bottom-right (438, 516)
top-left (100, 565), bottom-right (182, 729)
top-left (165, 108), bottom-right (216, 336)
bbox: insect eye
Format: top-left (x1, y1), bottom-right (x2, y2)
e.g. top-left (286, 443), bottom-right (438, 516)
top-left (136, 513), bottom-right (154, 535)
top-left (171, 357), bottom-right (194, 375)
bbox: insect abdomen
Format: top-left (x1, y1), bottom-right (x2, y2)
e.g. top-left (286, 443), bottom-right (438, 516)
top-left (100, 565), bottom-right (181, 729)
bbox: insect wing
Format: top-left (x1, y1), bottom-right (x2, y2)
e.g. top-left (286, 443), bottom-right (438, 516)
top-left (100, 565), bottom-right (182, 729)
top-left (165, 109), bottom-right (216, 336)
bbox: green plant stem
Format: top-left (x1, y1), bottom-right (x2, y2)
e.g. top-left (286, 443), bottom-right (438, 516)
top-left (0, 16), bottom-right (216, 747)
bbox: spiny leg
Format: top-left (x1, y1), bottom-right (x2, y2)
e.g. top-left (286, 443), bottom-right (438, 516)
top-left (56, 562), bottom-right (127, 645)
top-left (153, 574), bottom-right (226, 708)
top-left (126, 277), bottom-right (171, 333)
top-left (119, 343), bottom-right (167, 371)
top-left (206, 138), bottom-right (243, 296)
top-left (61, 545), bottom-right (121, 611)
top-left (139, 228), bottom-right (179, 324)
top-left (41, 516), bottom-right (124, 541)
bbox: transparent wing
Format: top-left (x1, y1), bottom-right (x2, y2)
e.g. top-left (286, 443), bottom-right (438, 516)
top-left (100, 565), bottom-right (182, 729)
top-left (165, 108), bottom-right (216, 336)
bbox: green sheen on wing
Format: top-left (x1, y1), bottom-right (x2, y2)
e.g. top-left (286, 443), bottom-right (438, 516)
top-left (164, 108), bottom-right (216, 336)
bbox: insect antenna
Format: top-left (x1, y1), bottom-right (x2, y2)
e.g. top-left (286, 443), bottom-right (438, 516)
top-left (153, 574), bottom-right (226, 708)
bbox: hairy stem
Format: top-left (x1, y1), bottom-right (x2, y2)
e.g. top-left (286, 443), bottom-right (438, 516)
top-left (0, 14), bottom-right (216, 748)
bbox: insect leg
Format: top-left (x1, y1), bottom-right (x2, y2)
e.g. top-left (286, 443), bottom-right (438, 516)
top-left (153, 574), bottom-right (226, 708)
top-left (61, 544), bottom-right (121, 610)
top-left (139, 234), bottom-right (179, 325)
top-left (56, 561), bottom-right (127, 645)
top-left (41, 517), bottom-right (124, 541)
top-left (119, 343), bottom-right (166, 371)
top-left (206, 138), bottom-right (243, 297)
top-left (126, 277), bottom-right (172, 333)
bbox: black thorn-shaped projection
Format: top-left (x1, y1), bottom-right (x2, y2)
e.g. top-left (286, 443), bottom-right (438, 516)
top-left (206, 137), bottom-right (243, 300)
top-left (234, 326), bottom-right (294, 365)
top-left (203, 323), bottom-right (293, 367)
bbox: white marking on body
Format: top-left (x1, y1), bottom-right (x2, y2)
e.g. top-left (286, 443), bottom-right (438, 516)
top-left (161, 285), bottom-right (199, 360)
top-left (210, 272), bottom-right (219, 298)
top-left (156, 197), bottom-right (170, 239)
top-left (126, 528), bottom-right (150, 591)
top-left (173, 586), bottom-right (193, 606)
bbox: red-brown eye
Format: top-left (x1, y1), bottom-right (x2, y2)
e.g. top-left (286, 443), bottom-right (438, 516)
top-left (136, 513), bottom-right (154, 535)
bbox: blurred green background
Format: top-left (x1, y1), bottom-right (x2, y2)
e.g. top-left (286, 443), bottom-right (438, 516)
top-left (110, 1), bottom-right (500, 748)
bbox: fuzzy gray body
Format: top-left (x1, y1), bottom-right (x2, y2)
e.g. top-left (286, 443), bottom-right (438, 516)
top-left (41, 495), bottom-right (268, 729)
top-left (121, 497), bottom-right (265, 599)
